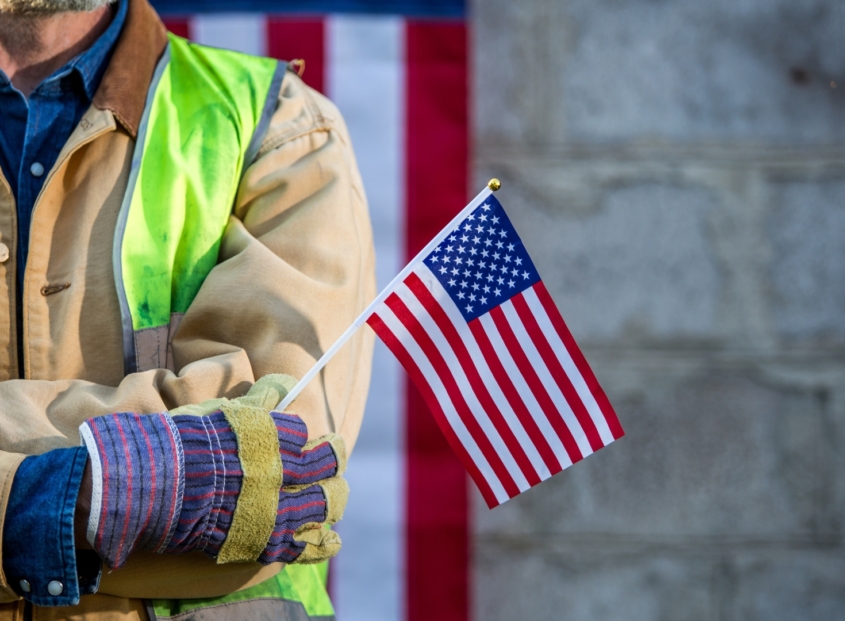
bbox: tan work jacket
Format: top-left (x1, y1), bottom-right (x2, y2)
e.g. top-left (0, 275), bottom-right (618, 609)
top-left (0, 0), bottom-right (375, 618)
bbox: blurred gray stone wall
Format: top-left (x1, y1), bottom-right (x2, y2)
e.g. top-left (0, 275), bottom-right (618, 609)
top-left (471, 1), bottom-right (845, 619)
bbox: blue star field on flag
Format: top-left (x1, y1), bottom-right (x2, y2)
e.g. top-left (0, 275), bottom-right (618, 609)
top-left (423, 195), bottom-right (541, 322)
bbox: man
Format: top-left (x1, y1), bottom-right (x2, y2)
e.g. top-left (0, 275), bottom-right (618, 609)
top-left (0, 0), bottom-right (375, 618)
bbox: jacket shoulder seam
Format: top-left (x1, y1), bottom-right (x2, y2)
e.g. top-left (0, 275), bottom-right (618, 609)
top-left (255, 74), bottom-right (335, 159)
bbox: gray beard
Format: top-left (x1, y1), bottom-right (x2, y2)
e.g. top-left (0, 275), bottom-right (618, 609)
top-left (0, 0), bottom-right (114, 14)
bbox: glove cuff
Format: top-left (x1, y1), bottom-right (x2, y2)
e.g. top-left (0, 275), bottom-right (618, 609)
top-left (79, 413), bottom-right (184, 569)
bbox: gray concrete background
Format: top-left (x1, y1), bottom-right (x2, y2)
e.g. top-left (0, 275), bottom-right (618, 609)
top-left (471, 1), bottom-right (845, 619)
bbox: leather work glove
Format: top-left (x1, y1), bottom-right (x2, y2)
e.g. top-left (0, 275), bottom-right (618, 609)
top-left (79, 375), bottom-right (348, 570)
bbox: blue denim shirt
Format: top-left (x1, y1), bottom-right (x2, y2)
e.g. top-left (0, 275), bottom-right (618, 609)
top-left (0, 0), bottom-right (127, 606)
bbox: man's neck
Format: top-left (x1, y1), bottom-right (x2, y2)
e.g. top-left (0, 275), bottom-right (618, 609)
top-left (0, 5), bottom-right (113, 97)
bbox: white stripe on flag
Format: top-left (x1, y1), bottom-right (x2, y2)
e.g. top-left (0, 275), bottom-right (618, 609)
top-left (393, 281), bottom-right (531, 492)
top-left (500, 300), bottom-right (594, 458)
top-left (477, 313), bottom-right (574, 469)
top-left (415, 264), bottom-right (551, 481)
top-left (327, 16), bottom-right (405, 621)
top-left (376, 303), bottom-right (510, 503)
top-left (190, 13), bottom-right (266, 56)
top-left (522, 287), bottom-right (616, 445)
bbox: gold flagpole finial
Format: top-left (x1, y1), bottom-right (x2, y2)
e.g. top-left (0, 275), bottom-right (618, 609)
top-left (488, 178), bottom-right (501, 192)
top-left (289, 59), bottom-right (306, 77)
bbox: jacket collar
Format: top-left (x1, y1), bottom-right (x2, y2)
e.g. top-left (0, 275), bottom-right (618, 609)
top-left (92, 0), bottom-right (168, 139)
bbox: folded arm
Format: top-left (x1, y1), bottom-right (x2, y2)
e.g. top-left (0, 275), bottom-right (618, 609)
top-left (0, 73), bottom-right (376, 605)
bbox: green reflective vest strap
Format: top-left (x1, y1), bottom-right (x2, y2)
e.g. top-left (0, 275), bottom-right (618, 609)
top-left (114, 33), bottom-right (285, 375)
top-left (149, 563), bottom-right (335, 621)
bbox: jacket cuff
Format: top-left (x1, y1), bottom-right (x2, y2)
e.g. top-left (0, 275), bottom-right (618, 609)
top-left (2, 447), bottom-right (101, 606)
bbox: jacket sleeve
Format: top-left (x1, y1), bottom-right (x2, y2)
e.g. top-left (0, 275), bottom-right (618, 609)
top-left (0, 72), bottom-right (376, 603)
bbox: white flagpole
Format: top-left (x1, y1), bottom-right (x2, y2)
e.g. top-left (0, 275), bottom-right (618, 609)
top-left (275, 179), bottom-right (501, 411)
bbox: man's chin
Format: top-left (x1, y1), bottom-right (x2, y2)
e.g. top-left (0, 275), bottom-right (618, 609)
top-left (0, 0), bottom-right (113, 14)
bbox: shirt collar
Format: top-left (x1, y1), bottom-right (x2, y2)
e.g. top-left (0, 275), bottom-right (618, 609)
top-left (92, 0), bottom-right (169, 138)
top-left (63, 0), bottom-right (129, 101)
top-left (0, 0), bottom-right (166, 137)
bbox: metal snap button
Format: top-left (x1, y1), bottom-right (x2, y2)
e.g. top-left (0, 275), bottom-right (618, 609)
top-left (0, 243), bottom-right (9, 263)
top-left (19, 579), bottom-right (30, 593)
top-left (47, 580), bottom-right (63, 596)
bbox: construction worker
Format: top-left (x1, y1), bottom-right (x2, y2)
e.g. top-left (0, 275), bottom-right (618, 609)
top-left (0, 0), bottom-right (375, 618)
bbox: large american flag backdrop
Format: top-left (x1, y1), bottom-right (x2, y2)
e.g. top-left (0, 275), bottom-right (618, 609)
top-left (152, 1), bottom-right (468, 620)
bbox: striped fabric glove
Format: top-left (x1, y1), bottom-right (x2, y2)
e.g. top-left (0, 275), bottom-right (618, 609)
top-left (79, 375), bottom-right (348, 570)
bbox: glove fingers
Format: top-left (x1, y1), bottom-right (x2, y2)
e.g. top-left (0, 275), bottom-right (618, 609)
top-left (241, 374), bottom-right (299, 411)
top-left (168, 398), bottom-right (229, 417)
top-left (272, 411), bottom-right (309, 456)
top-left (292, 527), bottom-right (342, 564)
top-left (169, 374), bottom-right (296, 418)
top-left (281, 485), bottom-right (331, 529)
top-left (281, 434), bottom-right (346, 486)
top-left (279, 475), bottom-right (349, 522)
top-left (303, 435), bottom-right (347, 476)
top-left (257, 484), bottom-right (328, 564)
top-left (258, 475), bottom-right (347, 564)
top-left (316, 475), bottom-right (349, 525)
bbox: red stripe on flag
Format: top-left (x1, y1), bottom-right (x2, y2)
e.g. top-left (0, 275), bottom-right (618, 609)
top-left (533, 282), bottom-right (625, 440)
top-left (467, 320), bottom-right (564, 474)
top-left (385, 293), bottom-right (519, 501)
top-left (366, 312), bottom-right (498, 508)
top-left (488, 306), bottom-right (585, 464)
top-left (511, 293), bottom-right (605, 452)
top-left (406, 20), bottom-right (469, 621)
top-left (406, 272), bottom-right (541, 487)
top-left (266, 17), bottom-right (325, 93)
top-left (161, 17), bottom-right (191, 39)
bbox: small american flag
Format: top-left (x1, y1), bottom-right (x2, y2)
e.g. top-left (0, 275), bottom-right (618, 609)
top-left (366, 190), bottom-right (624, 507)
